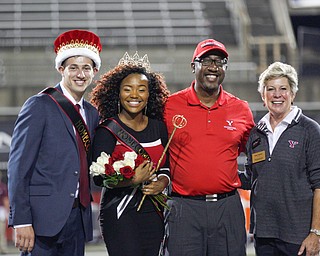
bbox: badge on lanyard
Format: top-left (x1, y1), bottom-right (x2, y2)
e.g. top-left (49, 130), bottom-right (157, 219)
top-left (252, 151), bottom-right (266, 163)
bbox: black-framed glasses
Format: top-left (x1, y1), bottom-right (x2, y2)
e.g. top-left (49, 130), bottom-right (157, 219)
top-left (195, 57), bottom-right (228, 69)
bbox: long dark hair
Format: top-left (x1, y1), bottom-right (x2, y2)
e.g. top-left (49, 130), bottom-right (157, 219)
top-left (90, 64), bottom-right (170, 121)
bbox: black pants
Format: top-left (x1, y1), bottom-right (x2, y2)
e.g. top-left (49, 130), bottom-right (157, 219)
top-left (255, 237), bottom-right (305, 256)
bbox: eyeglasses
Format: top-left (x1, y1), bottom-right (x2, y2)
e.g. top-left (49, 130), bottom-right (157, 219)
top-left (195, 58), bottom-right (228, 69)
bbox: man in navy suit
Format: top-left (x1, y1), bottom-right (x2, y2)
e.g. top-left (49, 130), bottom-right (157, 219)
top-left (7, 29), bottom-right (101, 256)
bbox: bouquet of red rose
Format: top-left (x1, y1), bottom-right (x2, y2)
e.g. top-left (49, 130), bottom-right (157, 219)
top-left (89, 151), bottom-right (146, 187)
top-left (90, 151), bottom-right (169, 211)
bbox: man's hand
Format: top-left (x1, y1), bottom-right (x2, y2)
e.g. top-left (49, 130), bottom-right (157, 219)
top-left (15, 226), bottom-right (35, 253)
top-left (298, 233), bottom-right (320, 256)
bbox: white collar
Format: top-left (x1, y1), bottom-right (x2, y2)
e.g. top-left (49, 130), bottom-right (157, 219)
top-left (60, 83), bottom-right (84, 109)
top-left (261, 106), bottom-right (298, 131)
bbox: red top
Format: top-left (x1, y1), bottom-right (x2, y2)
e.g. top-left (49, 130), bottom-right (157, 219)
top-left (164, 83), bottom-right (254, 195)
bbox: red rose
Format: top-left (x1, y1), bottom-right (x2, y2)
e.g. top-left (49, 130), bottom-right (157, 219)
top-left (135, 154), bottom-right (146, 167)
top-left (104, 164), bottom-right (115, 176)
top-left (110, 151), bottom-right (124, 165)
top-left (120, 166), bottom-right (135, 179)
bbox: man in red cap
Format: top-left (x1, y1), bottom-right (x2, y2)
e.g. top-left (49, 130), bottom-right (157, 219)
top-left (7, 29), bottom-right (101, 255)
top-left (164, 38), bottom-right (254, 255)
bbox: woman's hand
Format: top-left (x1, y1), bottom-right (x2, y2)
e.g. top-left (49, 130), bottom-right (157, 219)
top-left (132, 160), bottom-right (154, 186)
top-left (142, 175), bottom-right (169, 195)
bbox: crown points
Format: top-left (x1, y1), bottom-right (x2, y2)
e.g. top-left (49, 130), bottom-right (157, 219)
top-left (118, 52), bottom-right (151, 72)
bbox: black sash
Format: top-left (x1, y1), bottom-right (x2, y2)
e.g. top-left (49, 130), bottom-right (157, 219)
top-left (41, 87), bottom-right (91, 154)
top-left (101, 118), bottom-right (166, 218)
top-left (100, 118), bottom-right (151, 160)
top-left (100, 118), bottom-right (151, 214)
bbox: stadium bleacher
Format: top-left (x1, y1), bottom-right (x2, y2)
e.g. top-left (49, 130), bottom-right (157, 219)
top-left (0, 0), bottom-right (318, 107)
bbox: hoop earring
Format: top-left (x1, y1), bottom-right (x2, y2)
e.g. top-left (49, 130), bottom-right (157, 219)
top-left (118, 101), bottom-right (121, 114)
top-left (144, 105), bottom-right (147, 115)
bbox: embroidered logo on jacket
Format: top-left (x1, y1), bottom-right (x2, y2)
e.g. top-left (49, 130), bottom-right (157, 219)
top-left (224, 120), bottom-right (236, 131)
top-left (288, 140), bottom-right (298, 148)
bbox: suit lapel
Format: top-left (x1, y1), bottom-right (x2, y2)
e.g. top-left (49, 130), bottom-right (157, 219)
top-left (54, 85), bottom-right (78, 144)
top-left (52, 84), bottom-right (95, 148)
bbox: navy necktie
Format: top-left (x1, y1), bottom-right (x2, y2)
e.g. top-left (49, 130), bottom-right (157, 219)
top-left (75, 104), bottom-right (90, 208)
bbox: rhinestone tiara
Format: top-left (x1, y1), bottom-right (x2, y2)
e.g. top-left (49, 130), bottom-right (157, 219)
top-left (118, 52), bottom-right (151, 72)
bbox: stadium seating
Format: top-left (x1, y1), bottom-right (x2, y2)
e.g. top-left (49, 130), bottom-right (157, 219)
top-left (0, 0), bottom-right (314, 108)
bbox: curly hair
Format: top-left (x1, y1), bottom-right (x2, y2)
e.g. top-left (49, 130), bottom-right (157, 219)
top-left (90, 63), bottom-right (170, 121)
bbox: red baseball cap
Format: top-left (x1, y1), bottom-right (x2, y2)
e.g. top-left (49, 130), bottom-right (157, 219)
top-left (192, 38), bottom-right (228, 61)
top-left (54, 29), bottom-right (102, 70)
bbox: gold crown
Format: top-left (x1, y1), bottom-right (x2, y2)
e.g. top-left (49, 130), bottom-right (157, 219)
top-left (118, 52), bottom-right (151, 72)
top-left (57, 39), bottom-right (100, 55)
